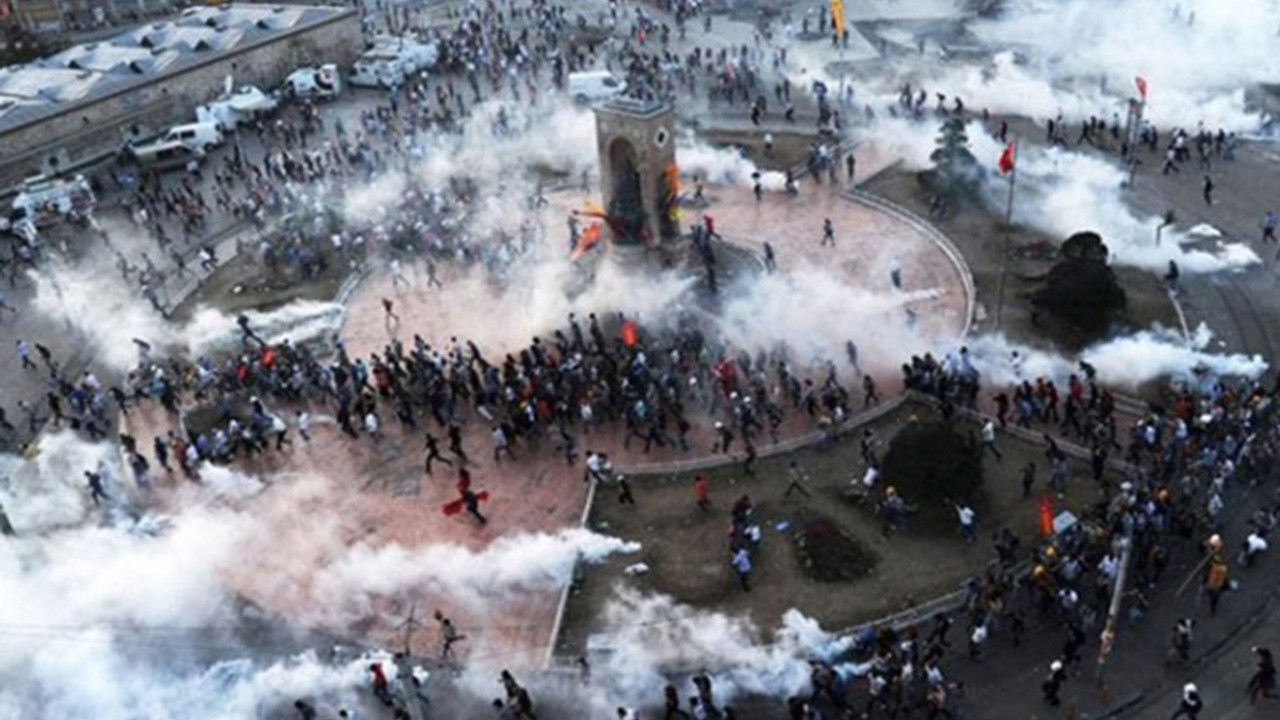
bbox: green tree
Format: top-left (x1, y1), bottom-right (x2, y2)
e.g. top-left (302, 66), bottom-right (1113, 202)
top-left (880, 417), bottom-right (985, 533)
top-left (927, 117), bottom-right (981, 198)
top-left (1033, 231), bottom-right (1128, 335)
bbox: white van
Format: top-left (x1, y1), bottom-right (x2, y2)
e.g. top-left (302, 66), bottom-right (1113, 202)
top-left (129, 140), bottom-right (205, 173)
top-left (284, 64), bottom-right (341, 99)
top-left (350, 51), bottom-right (405, 89)
top-left (568, 71), bottom-right (627, 105)
top-left (369, 35), bottom-right (439, 74)
top-left (162, 122), bottom-right (224, 153)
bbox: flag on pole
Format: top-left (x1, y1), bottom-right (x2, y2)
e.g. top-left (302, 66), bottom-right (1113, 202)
top-left (664, 162), bottom-right (681, 221)
top-left (831, 0), bottom-right (846, 36)
top-left (570, 223), bottom-right (601, 261)
top-left (997, 140), bottom-right (1016, 175)
top-left (1135, 76), bottom-right (1148, 101)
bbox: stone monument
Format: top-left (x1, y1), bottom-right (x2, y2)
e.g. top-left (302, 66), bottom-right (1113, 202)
top-left (593, 97), bottom-right (679, 254)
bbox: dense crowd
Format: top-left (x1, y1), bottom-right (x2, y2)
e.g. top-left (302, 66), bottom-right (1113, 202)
top-left (4, 1), bottom-right (1280, 719)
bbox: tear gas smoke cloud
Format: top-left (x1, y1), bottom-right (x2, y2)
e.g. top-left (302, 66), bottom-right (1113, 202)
top-left (963, 322), bottom-right (1267, 389)
top-left (865, 115), bottom-right (1258, 273)
top-left (0, 434), bottom-right (640, 719)
top-left (677, 135), bottom-right (787, 190)
top-left (28, 262), bottom-right (344, 372)
top-left (381, 247), bottom-right (698, 354)
top-left (578, 589), bottom-right (848, 711)
top-left (715, 260), bottom-right (956, 368)
top-left (341, 170), bottom-right (409, 225)
top-left (974, 0), bottom-right (1280, 129)
top-left (990, 140), bottom-right (1260, 273)
top-left (821, 0), bottom-right (1280, 131)
top-left (308, 528), bottom-right (640, 627)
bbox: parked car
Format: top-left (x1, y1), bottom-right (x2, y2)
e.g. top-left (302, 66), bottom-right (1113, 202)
top-left (284, 63), bottom-right (342, 99)
top-left (161, 122), bottom-right (224, 153)
top-left (568, 70), bottom-right (627, 105)
top-left (127, 140), bottom-right (205, 173)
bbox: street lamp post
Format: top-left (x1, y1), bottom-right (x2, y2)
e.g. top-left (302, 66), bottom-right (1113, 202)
top-left (1155, 210), bottom-right (1176, 247)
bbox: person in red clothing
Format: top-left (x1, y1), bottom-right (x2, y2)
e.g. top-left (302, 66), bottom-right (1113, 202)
top-left (703, 214), bottom-right (722, 240)
top-left (368, 663), bottom-right (393, 706)
top-left (694, 475), bottom-right (710, 511)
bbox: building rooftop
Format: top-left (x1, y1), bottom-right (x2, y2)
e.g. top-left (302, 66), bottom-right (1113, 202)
top-left (0, 3), bottom-right (354, 134)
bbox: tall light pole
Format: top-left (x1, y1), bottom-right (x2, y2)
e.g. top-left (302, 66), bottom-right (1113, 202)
top-left (1155, 209), bottom-right (1175, 247)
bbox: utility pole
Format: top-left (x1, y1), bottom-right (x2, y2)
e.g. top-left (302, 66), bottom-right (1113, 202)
top-left (1155, 210), bottom-right (1175, 247)
top-left (994, 136), bottom-right (1018, 329)
top-left (394, 606), bottom-right (427, 720)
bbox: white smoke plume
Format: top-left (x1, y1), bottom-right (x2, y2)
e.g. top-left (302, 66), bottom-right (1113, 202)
top-left (716, 260), bottom-right (958, 370)
top-left (580, 589), bottom-right (850, 712)
top-left (677, 135), bottom-right (787, 190)
top-left (308, 528), bottom-right (640, 627)
top-left (973, 0), bottom-right (1280, 130)
top-left (0, 432), bottom-right (639, 719)
top-left (27, 261), bottom-right (344, 372)
top-left (961, 322), bottom-right (1267, 389)
top-left (864, 114), bottom-right (1258, 273)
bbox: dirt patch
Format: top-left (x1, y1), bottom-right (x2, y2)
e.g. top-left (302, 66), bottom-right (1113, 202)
top-left (792, 510), bottom-right (877, 582)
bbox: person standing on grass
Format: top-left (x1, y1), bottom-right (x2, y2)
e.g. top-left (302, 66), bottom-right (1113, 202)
top-left (731, 547), bottom-right (752, 591)
top-left (694, 475), bottom-right (711, 511)
top-left (981, 420), bottom-right (1002, 460)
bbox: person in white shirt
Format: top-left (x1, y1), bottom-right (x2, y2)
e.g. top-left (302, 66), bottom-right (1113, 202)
top-left (731, 547), bottom-right (752, 592)
top-left (1244, 532), bottom-right (1269, 567)
top-left (295, 410), bottom-right (312, 442)
top-left (956, 503), bottom-right (976, 543)
top-left (859, 463), bottom-right (879, 489)
top-left (981, 420), bottom-right (1002, 461)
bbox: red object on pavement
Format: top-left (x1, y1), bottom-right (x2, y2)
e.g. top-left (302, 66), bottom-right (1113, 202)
top-left (1039, 495), bottom-right (1054, 537)
top-left (442, 486), bottom-right (490, 516)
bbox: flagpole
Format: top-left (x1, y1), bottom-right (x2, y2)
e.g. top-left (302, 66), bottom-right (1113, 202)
top-left (995, 136), bottom-right (1017, 329)
top-left (1004, 136), bottom-right (1018, 227)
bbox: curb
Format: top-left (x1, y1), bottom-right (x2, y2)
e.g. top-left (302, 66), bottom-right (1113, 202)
top-left (543, 469), bottom-right (600, 669)
top-left (841, 188), bottom-right (978, 340)
top-left (611, 394), bottom-right (908, 477)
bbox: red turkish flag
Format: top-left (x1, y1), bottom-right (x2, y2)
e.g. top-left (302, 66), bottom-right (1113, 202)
top-left (997, 141), bottom-right (1016, 175)
top-left (1135, 76), bottom-right (1148, 100)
